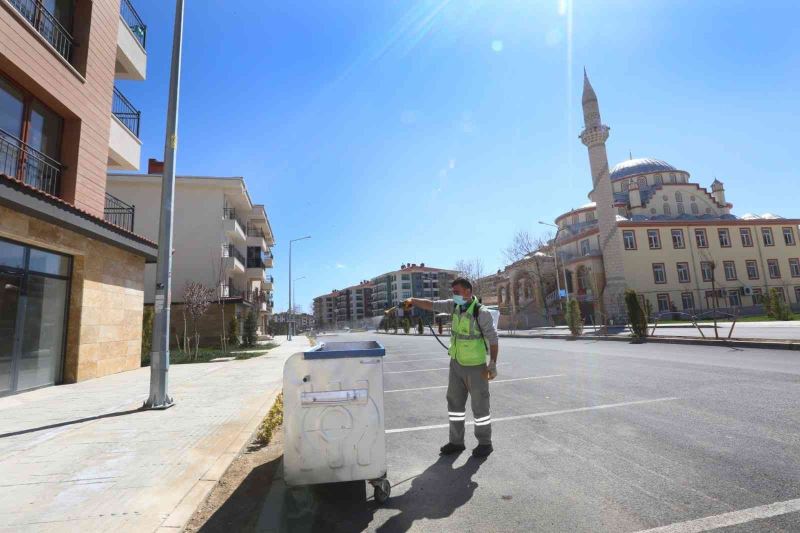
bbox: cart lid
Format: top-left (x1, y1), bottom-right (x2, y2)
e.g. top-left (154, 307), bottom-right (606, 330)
top-left (304, 340), bottom-right (386, 359)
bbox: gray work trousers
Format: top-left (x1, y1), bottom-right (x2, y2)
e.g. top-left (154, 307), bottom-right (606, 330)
top-left (446, 358), bottom-right (491, 446)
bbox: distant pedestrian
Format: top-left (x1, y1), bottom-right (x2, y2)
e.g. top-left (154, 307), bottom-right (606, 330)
top-left (403, 277), bottom-right (499, 458)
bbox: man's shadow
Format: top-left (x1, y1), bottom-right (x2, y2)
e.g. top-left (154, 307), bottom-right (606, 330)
top-left (287, 453), bottom-right (484, 533)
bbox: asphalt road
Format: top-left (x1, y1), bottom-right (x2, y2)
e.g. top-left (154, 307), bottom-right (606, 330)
top-left (275, 333), bottom-right (800, 533)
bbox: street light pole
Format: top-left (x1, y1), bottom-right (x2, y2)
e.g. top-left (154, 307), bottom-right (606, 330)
top-left (146, 0), bottom-right (184, 410)
top-left (293, 275), bottom-right (305, 333)
top-left (539, 221), bottom-right (569, 306)
top-left (287, 236), bottom-right (311, 340)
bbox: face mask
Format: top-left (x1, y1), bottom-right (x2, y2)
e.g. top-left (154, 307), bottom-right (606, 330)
top-left (453, 295), bottom-right (468, 306)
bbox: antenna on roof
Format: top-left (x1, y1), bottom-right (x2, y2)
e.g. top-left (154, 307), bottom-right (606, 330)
top-left (629, 150), bottom-right (633, 160)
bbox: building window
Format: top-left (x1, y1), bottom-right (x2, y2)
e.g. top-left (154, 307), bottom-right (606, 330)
top-left (671, 229), bottom-right (685, 249)
top-left (718, 228), bottom-right (731, 247)
top-left (580, 239), bottom-right (591, 256)
top-left (648, 229), bottom-right (661, 249)
top-left (663, 204), bottom-right (671, 216)
top-left (752, 288), bottom-right (763, 305)
top-left (657, 293), bottom-right (670, 312)
top-left (401, 274), bottom-right (410, 280)
top-left (795, 287), bottom-right (800, 305)
top-left (728, 290), bottom-right (742, 308)
top-left (768, 259), bottom-right (781, 279)
top-left (401, 282), bottom-right (411, 290)
top-left (621, 182), bottom-right (629, 193)
top-left (654, 175), bottom-right (663, 186)
top-left (691, 203), bottom-right (699, 215)
top-left (723, 260), bottom-right (737, 281)
top-left (740, 228), bottom-right (753, 247)
top-left (572, 215), bottom-right (579, 225)
top-left (669, 174), bottom-right (677, 183)
top-left (681, 292), bottom-right (695, 311)
top-left (677, 262), bottom-right (690, 283)
top-left (746, 260), bottom-right (760, 280)
top-left (637, 176), bottom-right (647, 189)
top-left (784, 227), bottom-right (796, 246)
top-left (701, 261), bottom-right (714, 282)
top-left (586, 212), bottom-right (595, 222)
top-left (677, 203), bottom-right (685, 215)
top-left (695, 229), bottom-right (708, 248)
top-left (675, 191), bottom-right (682, 202)
top-left (623, 230), bottom-right (637, 250)
top-left (762, 228), bottom-right (774, 246)
top-left (652, 263), bottom-right (667, 284)
top-left (790, 258), bottom-right (800, 278)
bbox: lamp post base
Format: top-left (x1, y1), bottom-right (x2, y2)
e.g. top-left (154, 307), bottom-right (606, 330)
top-left (143, 397), bottom-right (175, 410)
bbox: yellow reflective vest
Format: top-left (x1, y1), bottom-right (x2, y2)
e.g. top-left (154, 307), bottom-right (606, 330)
top-left (449, 297), bottom-right (487, 366)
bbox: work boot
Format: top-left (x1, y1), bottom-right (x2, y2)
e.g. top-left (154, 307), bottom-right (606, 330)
top-left (439, 443), bottom-right (466, 455)
top-left (472, 444), bottom-right (493, 458)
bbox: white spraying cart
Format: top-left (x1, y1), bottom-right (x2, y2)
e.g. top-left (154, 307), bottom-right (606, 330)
top-left (283, 341), bottom-right (391, 503)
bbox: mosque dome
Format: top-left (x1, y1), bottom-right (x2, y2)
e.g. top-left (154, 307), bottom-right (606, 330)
top-left (609, 158), bottom-right (676, 181)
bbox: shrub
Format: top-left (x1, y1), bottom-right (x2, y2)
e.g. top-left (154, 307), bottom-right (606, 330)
top-left (228, 313), bottom-right (241, 347)
top-left (243, 310), bottom-right (258, 347)
top-left (255, 393), bottom-right (283, 446)
top-left (768, 288), bottom-right (793, 321)
top-left (565, 299), bottom-right (583, 337)
top-left (402, 318), bottom-right (411, 334)
top-left (141, 306), bottom-right (155, 366)
top-left (624, 289), bottom-right (648, 339)
top-left (417, 317), bottom-right (424, 335)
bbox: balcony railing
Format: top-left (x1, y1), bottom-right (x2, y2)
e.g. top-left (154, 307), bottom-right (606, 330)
top-left (0, 128), bottom-right (63, 196)
top-left (247, 226), bottom-right (268, 238)
top-left (120, 0), bottom-right (147, 48)
top-left (222, 244), bottom-right (246, 266)
top-left (220, 285), bottom-right (244, 299)
top-left (8, 0), bottom-right (74, 62)
top-left (112, 87), bottom-right (141, 137)
top-left (104, 192), bottom-right (135, 231)
top-left (223, 207), bottom-right (246, 230)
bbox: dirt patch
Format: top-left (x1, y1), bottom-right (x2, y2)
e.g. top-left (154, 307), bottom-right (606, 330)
top-left (185, 427), bottom-right (284, 532)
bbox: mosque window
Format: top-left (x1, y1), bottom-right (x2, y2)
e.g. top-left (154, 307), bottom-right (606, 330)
top-left (691, 195), bottom-right (696, 201)
top-left (638, 176), bottom-right (647, 189)
top-left (586, 212), bottom-right (595, 221)
top-left (650, 208), bottom-right (657, 214)
top-left (691, 203), bottom-right (699, 215)
top-left (675, 191), bottom-right (683, 202)
top-left (654, 175), bottom-right (663, 186)
top-left (677, 203), bottom-right (685, 214)
top-left (662, 195), bottom-right (668, 201)
top-left (670, 174), bottom-right (677, 183)
top-left (663, 204), bottom-right (671, 215)
top-left (622, 182), bottom-right (629, 192)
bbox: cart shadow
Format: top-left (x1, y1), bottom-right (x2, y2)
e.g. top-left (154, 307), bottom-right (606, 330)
top-left (284, 453), bottom-right (484, 533)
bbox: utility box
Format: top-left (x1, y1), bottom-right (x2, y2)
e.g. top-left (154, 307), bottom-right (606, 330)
top-left (283, 340), bottom-right (391, 502)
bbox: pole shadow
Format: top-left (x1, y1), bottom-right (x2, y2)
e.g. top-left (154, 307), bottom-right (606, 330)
top-left (0, 407), bottom-right (145, 439)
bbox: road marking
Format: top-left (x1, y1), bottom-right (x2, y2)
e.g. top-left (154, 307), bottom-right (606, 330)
top-left (385, 397), bottom-right (678, 434)
top-left (633, 497), bottom-right (800, 532)
top-left (383, 357), bottom-right (451, 364)
top-left (385, 363), bottom-right (509, 375)
top-left (384, 374), bottom-right (566, 393)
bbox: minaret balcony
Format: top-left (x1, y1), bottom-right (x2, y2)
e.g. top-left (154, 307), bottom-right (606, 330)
top-left (580, 125), bottom-right (610, 147)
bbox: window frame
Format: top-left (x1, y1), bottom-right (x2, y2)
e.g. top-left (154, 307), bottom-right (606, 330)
top-left (783, 227), bottom-right (796, 246)
top-left (671, 229), bottom-right (685, 249)
top-left (718, 228), bottom-right (731, 248)
top-left (622, 230), bottom-right (637, 250)
top-left (681, 292), bottom-right (695, 311)
top-left (652, 262), bottom-right (667, 284)
top-left (656, 293), bottom-right (671, 312)
top-left (745, 260), bottom-right (760, 280)
top-left (789, 258), bottom-right (800, 278)
top-left (647, 229), bottom-right (662, 250)
top-left (676, 262), bottom-right (691, 283)
top-left (728, 289), bottom-right (742, 308)
top-left (762, 227), bottom-right (775, 247)
top-left (740, 227), bottom-right (753, 247)
top-left (700, 261), bottom-right (714, 282)
top-left (695, 228), bottom-right (708, 248)
top-left (723, 260), bottom-right (737, 281)
top-left (767, 259), bottom-right (781, 279)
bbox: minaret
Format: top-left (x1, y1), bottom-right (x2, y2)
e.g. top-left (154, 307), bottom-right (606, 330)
top-left (579, 69), bottom-right (627, 320)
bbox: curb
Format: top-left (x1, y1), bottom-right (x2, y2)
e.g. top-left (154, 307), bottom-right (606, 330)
top-left (373, 330), bottom-right (800, 351)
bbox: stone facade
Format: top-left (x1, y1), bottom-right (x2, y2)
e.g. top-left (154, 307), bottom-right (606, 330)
top-left (0, 205), bottom-right (146, 382)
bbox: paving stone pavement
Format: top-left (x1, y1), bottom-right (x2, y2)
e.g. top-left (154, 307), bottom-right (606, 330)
top-left (0, 337), bottom-right (309, 533)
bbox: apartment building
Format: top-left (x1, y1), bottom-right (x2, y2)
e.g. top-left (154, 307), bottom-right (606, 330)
top-left (107, 160), bottom-right (275, 343)
top-left (0, 0), bottom-right (156, 395)
top-left (271, 311), bottom-right (314, 331)
top-left (333, 281), bottom-right (373, 325)
top-left (313, 291), bottom-right (337, 329)
top-left (370, 263), bottom-right (458, 315)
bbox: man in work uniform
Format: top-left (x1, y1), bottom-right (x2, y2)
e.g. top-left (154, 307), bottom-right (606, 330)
top-left (404, 277), bottom-right (499, 458)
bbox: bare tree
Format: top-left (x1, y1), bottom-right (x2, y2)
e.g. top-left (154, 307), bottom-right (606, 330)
top-left (454, 258), bottom-right (486, 298)
top-left (502, 230), bottom-right (557, 321)
top-left (184, 281), bottom-right (215, 359)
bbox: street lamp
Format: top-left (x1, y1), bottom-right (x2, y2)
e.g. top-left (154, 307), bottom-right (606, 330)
top-left (288, 235), bottom-right (311, 340)
top-left (538, 221), bottom-right (569, 307)
top-left (292, 276), bottom-right (306, 334)
top-left (146, 0), bottom-right (185, 410)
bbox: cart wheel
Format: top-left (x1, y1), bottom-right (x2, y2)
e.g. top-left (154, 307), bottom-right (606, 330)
top-left (373, 478), bottom-right (391, 504)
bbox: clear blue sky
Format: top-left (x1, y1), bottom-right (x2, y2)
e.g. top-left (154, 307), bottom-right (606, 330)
top-left (122, 0), bottom-right (800, 313)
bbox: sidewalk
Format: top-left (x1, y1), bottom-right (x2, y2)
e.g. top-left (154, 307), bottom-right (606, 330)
top-left (0, 337), bottom-right (309, 533)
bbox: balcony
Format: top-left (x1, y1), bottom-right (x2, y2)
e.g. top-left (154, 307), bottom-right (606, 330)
top-left (0, 129), bottom-right (63, 196)
top-left (104, 192), bottom-right (135, 232)
top-left (116, 0), bottom-right (147, 80)
top-left (264, 251), bottom-right (274, 268)
top-left (246, 226), bottom-right (270, 251)
top-left (108, 88), bottom-right (142, 170)
top-left (262, 275), bottom-right (274, 291)
top-left (7, 0), bottom-right (75, 64)
top-left (221, 244), bottom-right (245, 273)
top-left (222, 207), bottom-right (246, 241)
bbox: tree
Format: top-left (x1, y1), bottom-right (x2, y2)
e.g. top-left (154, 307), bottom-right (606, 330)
top-left (141, 306), bottom-right (154, 366)
top-left (243, 309), bottom-right (258, 347)
top-left (565, 298), bottom-right (583, 337)
top-left (184, 281), bottom-right (214, 359)
top-left (417, 316), bottom-right (424, 335)
top-left (502, 230), bottom-right (557, 321)
top-left (767, 288), bottom-right (793, 321)
top-left (624, 289), bottom-right (648, 340)
top-left (454, 258), bottom-right (486, 298)
top-left (402, 317), bottom-right (411, 334)
top-left (228, 313), bottom-right (241, 347)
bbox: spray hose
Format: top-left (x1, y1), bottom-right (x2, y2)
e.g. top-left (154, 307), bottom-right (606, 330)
top-left (384, 306), bottom-right (449, 351)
